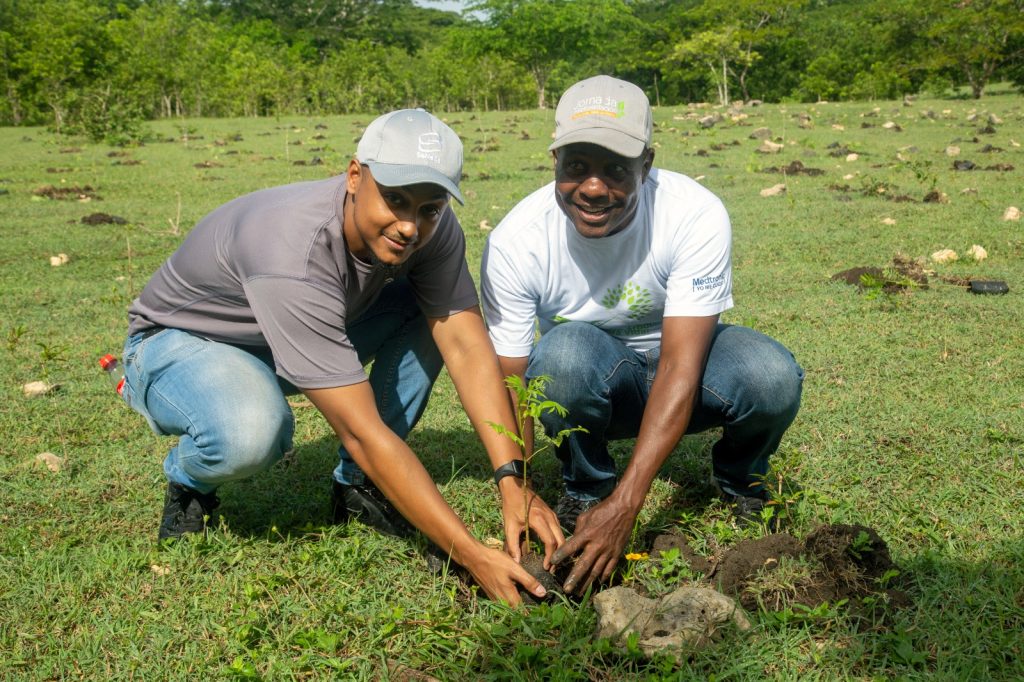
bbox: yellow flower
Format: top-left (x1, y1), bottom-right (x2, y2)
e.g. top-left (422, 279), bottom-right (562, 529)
top-left (624, 552), bottom-right (649, 561)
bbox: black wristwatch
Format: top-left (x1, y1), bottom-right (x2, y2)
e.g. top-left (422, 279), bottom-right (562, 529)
top-left (493, 460), bottom-right (526, 485)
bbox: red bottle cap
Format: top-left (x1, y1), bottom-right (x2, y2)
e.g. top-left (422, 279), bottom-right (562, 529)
top-left (99, 354), bottom-right (117, 370)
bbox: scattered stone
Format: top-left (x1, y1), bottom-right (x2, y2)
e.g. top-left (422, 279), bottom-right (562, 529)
top-left (49, 253), bottom-right (70, 267)
top-left (931, 248), bottom-right (958, 264)
top-left (988, 113), bottom-right (1003, 125)
top-left (846, 153), bottom-right (859, 162)
top-left (699, 115), bottom-right (717, 129)
top-left (831, 124), bottom-right (845, 131)
top-left (881, 121), bottom-right (901, 131)
top-left (967, 244), bottom-right (988, 261)
top-left (760, 184), bottom-right (786, 197)
top-left (35, 452), bottom-right (64, 473)
top-left (23, 381), bottom-right (58, 398)
top-left (757, 140), bottom-right (784, 154)
top-left (953, 160), bottom-right (976, 171)
top-left (194, 161), bottom-right (222, 169)
top-left (150, 564), bottom-right (171, 576)
top-left (923, 190), bottom-right (949, 204)
top-left (944, 145), bottom-right (960, 157)
top-left (81, 212), bottom-right (127, 225)
top-left (478, 219), bottom-right (492, 231)
top-left (593, 586), bottom-right (750, 660)
top-left (881, 218), bottom-right (896, 225)
top-left (1003, 206), bottom-right (1021, 221)
top-left (960, 188), bottom-right (978, 195)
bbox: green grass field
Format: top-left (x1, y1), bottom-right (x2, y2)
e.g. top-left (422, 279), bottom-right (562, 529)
top-left (1, 90), bottom-right (1022, 680)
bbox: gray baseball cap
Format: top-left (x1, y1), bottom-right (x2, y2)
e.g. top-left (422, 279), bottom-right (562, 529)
top-left (356, 109), bottom-right (464, 204)
top-left (549, 75), bottom-right (653, 159)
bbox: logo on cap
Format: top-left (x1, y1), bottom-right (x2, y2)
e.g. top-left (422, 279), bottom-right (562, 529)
top-left (571, 96), bottom-right (625, 121)
top-left (417, 132), bottom-right (443, 164)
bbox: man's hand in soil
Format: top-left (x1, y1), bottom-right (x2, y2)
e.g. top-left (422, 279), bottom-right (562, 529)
top-left (499, 476), bottom-right (565, 568)
top-left (550, 495), bottom-right (637, 595)
top-left (462, 546), bottom-right (548, 606)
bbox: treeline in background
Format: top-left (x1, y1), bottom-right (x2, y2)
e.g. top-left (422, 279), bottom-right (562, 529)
top-left (2, 0), bottom-right (1023, 143)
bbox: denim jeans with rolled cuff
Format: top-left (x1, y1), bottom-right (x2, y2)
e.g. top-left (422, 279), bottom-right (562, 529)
top-left (524, 321), bottom-right (804, 502)
top-left (121, 279), bottom-right (442, 494)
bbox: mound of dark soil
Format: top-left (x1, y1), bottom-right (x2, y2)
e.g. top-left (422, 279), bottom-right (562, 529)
top-left (762, 160), bottom-right (825, 176)
top-left (81, 212), bottom-right (127, 225)
top-left (832, 254), bottom-right (930, 292)
top-left (33, 185), bottom-right (100, 201)
top-left (650, 523), bottom-right (909, 617)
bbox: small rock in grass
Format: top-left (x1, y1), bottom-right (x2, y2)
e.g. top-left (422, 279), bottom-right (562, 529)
top-left (49, 253), bottom-right (70, 267)
top-left (923, 191), bottom-right (949, 204)
top-left (1003, 206), bottom-right (1021, 221)
top-left (748, 127), bottom-right (772, 140)
top-left (593, 585), bottom-right (750, 660)
top-left (945, 145), bottom-right (960, 157)
top-left (150, 564), bottom-right (171, 576)
top-left (23, 381), bottom-right (58, 397)
top-left (931, 249), bottom-right (958, 264)
top-left (881, 218), bottom-right (896, 225)
top-left (846, 153), bottom-right (859, 162)
top-left (478, 220), bottom-right (492, 231)
top-left (36, 452), bottom-right (64, 472)
top-left (967, 244), bottom-right (988, 261)
top-left (760, 184), bottom-right (786, 197)
top-left (757, 140), bottom-right (783, 154)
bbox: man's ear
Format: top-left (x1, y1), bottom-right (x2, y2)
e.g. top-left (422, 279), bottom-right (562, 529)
top-left (346, 158), bottom-right (363, 196)
top-left (642, 148), bottom-right (655, 182)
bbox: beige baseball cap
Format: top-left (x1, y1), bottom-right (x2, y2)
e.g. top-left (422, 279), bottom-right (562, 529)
top-left (549, 75), bottom-right (653, 159)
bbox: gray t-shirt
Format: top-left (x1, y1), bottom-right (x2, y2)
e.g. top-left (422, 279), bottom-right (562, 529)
top-left (128, 176), bottom-right (478, 389)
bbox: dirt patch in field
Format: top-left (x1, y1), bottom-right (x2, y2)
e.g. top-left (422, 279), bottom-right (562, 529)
top-left (651, 524), bottom-right (909, 616)
top-left (81, 212), bottom-right (127, 225)
top-left (831, 254), bottom-right (930, 292)
top-left (762, 160), bottom-right (825, 176)
top-left (33, 184), bottom-right (100, 201)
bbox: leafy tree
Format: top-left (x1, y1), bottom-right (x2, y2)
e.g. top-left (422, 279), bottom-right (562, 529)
top-left (920, 0), bottom-right (1024, 98)
top-left (469, 0), bottom-right (641, 109)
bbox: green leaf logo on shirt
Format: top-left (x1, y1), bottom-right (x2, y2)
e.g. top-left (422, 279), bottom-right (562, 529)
top-left (601, 281), bottom-right (653, 320)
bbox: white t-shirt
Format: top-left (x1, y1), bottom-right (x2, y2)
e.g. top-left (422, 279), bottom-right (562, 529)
top-left (481, 168), bottom-right (733, 357)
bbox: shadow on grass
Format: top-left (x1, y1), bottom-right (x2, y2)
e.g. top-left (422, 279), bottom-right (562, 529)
top-left (215, 426), bottom-right (731, 542)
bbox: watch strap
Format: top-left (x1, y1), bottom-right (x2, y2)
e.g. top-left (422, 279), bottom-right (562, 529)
top-left (493, 460), bottom-right (526, 486)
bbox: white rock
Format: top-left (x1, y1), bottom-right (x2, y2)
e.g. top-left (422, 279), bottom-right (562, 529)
top-left (831, 124), bottom-right (845, 131)
top-left (1003, 206), bottom-right (1021, 221)
top-left (593, 586), bottom-right (750, 661)
top-left (478, 219), bottom-right (492, 231)
top-left (35, 452), bottom-right (64, 473)
top-left (967, 244), bottom-right (988, 261)
top-left (23, 381), bottom-right (57, 398)
top-left (881, 218), bottom-right (897, 226)
top-left (49, 253), bottom-right (70, 267)
top-left (760, 184), bottom-right (786, 197)
top-left (945, 145), bottom-right (960, 157)
top-left (931, 248), bottom-right (959, 264)
top-left (846, 153), bottom-right (859, 162)
top-left (757, 140), bottom-right (783, 154)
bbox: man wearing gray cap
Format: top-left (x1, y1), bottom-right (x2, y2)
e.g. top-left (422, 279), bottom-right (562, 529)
top-left (121, 109), bottom-right (561, 604)
top-left (481, 76), bottom-right (804, 594)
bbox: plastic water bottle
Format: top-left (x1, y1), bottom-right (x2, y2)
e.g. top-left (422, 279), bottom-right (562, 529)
top-left (99, 354), bottom-right (126, 397)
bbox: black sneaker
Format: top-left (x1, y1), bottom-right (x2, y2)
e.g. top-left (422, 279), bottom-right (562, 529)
top-left (555, 495), bottom-right (602, 534)
top-left (331, 480), bottom-right (414, 538)
top-left (723, 492), bottom-right (777, 530)
top-left (158, 482), bottom-right (220, 540)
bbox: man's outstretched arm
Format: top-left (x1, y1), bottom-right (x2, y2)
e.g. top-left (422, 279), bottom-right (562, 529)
top-left (429, 306), bottom-right (565, 567)
top-left (552, 314), bottom-right (719, 594)
top-left (303, 381), bottom-right (546, 605)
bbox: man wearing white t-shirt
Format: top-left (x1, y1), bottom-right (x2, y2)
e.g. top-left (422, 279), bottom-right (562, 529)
top-left (481, 76), bottom-right (804, 594)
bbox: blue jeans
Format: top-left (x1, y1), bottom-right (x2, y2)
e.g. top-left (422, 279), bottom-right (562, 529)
top-left (525, 322), bottom-right (804, 501)
top-left (121, 279), bottom-right (442, 494)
